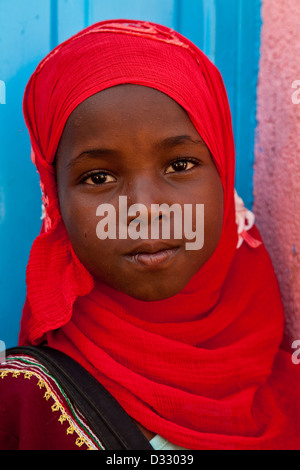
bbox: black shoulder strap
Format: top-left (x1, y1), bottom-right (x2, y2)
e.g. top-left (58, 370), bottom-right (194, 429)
top-left (6, 346), bottom-right (153, 450)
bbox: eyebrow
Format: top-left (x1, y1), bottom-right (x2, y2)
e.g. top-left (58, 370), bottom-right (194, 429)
top-left (65, 148), bottom-right (117, 170)
top-left (66, 134), bottom-right (206, 170)
top-left (155, 134), bottom-right (206, 148)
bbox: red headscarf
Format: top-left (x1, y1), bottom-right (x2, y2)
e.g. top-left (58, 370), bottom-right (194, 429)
top-left (20, 20), bottom-right (300, 449)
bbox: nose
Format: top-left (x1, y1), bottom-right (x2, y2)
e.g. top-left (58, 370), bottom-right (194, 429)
top-left (125, 175), bottom-right (164, 227)
top-left (118, 174), bottom-right (184, 243)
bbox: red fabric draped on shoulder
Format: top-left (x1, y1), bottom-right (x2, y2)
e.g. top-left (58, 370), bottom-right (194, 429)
top-left (19, 20), bottom-right (300, 449)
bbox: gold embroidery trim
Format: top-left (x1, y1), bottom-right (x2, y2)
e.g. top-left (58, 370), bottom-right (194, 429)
top-left (1, 368), bottom-right (96, 450)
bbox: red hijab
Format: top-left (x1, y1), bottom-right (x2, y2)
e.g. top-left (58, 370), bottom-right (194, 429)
top-left (20, 20), bottom-right (300, 449)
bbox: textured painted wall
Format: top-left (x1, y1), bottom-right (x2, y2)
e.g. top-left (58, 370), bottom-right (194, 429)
top-left (254, 0), bottom-right (300, 347)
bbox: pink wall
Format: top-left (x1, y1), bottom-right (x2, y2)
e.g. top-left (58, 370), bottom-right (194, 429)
top-left (254, 0), bottom-right (300, 347)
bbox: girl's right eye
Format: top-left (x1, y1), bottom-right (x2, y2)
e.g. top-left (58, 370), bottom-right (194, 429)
top-left (82, 171), bottom-right (116, 185)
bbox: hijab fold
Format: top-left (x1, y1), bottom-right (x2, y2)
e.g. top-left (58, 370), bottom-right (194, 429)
top-left (20, 20), bottom-right (300, 449)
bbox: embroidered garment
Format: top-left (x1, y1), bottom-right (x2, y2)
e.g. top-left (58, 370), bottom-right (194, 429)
top-left (0, 353), bottom-right (103, 450)
top-left (18, 20), bottom-right (300, 450)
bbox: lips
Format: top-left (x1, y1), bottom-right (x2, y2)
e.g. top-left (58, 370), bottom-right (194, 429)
top-left (124, 242), bottom-right (180, 269)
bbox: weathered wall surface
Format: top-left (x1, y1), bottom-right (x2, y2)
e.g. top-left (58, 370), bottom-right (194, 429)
top-left (254, 0), bottom-right (300, 346)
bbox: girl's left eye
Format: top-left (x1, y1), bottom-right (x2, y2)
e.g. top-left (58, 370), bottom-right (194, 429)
top-left (165, 158), bottom-right (198, 174)
top-left (82, 172), bottom-right (116, 185)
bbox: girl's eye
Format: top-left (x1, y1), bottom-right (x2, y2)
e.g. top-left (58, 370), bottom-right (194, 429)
top-left (83, 172), bottom-right (116, 185)
top-left (165, 158), bottom-right (198, 174)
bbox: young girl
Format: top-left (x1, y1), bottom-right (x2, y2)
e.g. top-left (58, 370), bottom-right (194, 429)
top-left (1, 19), bottom-right (299, 451)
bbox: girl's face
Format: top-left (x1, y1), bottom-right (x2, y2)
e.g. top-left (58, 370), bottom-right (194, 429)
top-left (55, 85), bottom-right (223, 301)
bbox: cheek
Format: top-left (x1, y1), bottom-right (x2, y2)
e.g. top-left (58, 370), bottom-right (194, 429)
top-left (59, 193), bottom-right (106, 267)
top-left (191, 175), bottom-right (224, 257)
top-left (68, 219), bottom-right (115, 279)
top-left (61, 199), bottom-right (93, 241)
top-left (205, 185), bottom-right (224, 237)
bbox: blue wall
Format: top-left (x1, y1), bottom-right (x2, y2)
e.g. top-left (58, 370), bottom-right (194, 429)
top-left (0, 0), bottom-right (261, 347)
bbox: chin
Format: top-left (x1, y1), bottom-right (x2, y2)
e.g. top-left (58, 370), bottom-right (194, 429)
top-left (95, 273), bottom-right (189, 302)
top-left (124, 284), bottom-right (184, 302)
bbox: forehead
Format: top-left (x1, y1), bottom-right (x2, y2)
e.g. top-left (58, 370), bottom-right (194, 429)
top-left (71, 84), bottom-right (184, 114)
top-left (62, 84), bottom-right (199, 138)
top-left (55, 84), bottom-right (208, 170)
